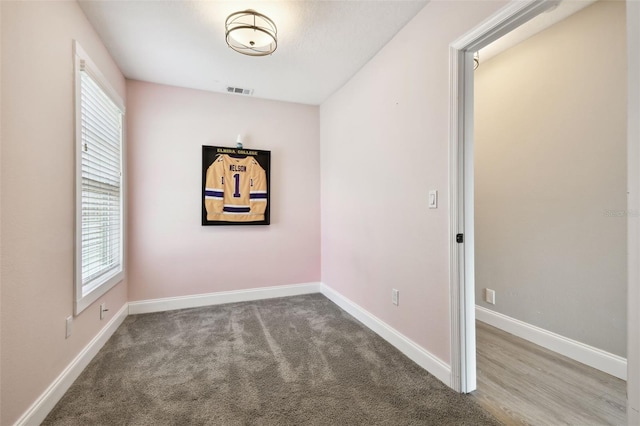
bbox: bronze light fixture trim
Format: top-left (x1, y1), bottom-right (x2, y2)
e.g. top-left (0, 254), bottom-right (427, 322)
top-left (225, 10), bottom-right (278, 57)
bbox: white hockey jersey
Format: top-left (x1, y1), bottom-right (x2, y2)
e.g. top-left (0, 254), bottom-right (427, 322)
top-left (204, 154), bottom-right (267, 222)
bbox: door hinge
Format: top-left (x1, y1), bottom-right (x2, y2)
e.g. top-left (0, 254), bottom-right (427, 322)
top-left (456, 233), bottom-right (464, 243)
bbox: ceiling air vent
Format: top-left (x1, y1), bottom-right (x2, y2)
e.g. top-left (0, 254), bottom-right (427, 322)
top-left (226, 86), bottom-right (254, 96)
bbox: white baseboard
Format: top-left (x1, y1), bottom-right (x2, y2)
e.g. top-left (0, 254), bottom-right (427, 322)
top-left (320, 283), bottom-right (451, 386)
top-left (15, 303), bottom-right (129, 426)
top-left (476, 305), bottom-right (627, 380)
top-left (128, 282), bottom-right (322, 315)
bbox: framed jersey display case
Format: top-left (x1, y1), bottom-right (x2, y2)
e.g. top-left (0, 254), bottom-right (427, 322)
top-left (202, 145), bottom-right (271, 226)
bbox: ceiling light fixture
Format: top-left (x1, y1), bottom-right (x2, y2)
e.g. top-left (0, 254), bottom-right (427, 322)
top-left (225, 10), bottom-right (277, 57)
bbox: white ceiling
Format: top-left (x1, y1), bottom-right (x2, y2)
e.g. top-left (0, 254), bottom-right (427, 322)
top-left (79, 0), bottom-right (598, 106)
top-left (78, 0), bottom-right (429, 106)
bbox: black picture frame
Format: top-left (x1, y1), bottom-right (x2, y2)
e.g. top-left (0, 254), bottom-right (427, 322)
top-left (202, 145), bottom-right (271, 226)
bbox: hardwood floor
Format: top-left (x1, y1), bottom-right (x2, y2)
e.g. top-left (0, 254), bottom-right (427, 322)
top-left (471, 321), bottom-right (626, 426)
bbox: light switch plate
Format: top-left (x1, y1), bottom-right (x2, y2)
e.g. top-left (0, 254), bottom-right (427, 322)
top-left (429, 190), bottom-right (438, 209)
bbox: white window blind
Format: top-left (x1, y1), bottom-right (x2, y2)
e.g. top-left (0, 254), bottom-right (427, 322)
top-left (80, 68), bottom-right (122, 291)
top-left (77, 56), bottom-right (124, 304)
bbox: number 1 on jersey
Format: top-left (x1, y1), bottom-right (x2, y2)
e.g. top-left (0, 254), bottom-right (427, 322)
top-left (233, 173), bottom-right (241, 198)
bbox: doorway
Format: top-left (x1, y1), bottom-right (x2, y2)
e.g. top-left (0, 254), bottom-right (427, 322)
top-left (474, 0), bottom-right (627, 380)
top-left (474, 24), bottom-right (628, 400)
top-left (448, 0), bottom-right (634, 411)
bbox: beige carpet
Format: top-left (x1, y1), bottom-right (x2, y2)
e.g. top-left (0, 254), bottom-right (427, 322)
top-left (43, 294), bottom-right (499, 425)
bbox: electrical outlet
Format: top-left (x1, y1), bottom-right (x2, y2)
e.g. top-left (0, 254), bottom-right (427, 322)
top-left (100, 303), bottom-right (109, 320)
top-left (65, 316), bottom-right (73, 339)
top-left (485, 288), bottom-right (496, 305)
top-left (392, 289), bottom-right (399, 306)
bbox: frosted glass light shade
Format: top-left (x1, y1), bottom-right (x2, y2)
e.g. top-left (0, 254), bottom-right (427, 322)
top-left (225, 10), bottom-right (277, 57)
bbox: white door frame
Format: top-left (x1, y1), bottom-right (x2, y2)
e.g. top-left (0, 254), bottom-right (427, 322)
top-left (448, 0), bottom-right (573, 394)
top-left (449, 2), bottom-right (640, 423)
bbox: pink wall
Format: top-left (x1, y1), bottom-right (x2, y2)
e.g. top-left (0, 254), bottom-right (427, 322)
top-left (126, 81), bottom-right (320, 301)
top-left (1, 2), bottom-right (128, 424)
top-left (320, 0), bottom-right (507, 364)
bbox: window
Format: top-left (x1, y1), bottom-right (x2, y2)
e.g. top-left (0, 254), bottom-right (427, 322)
top-left (74, 42), bottom-right (125, 314)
